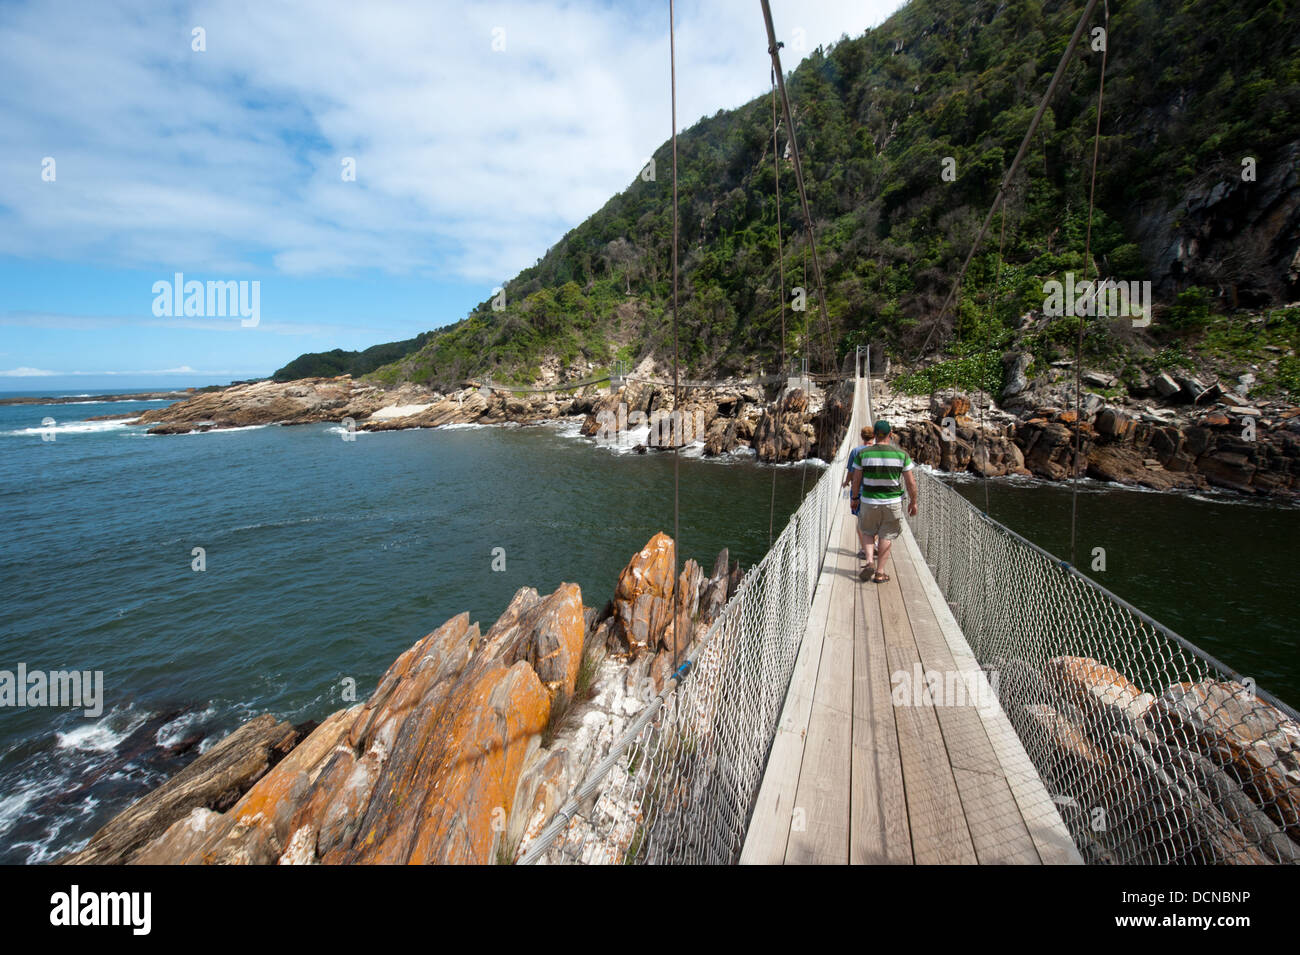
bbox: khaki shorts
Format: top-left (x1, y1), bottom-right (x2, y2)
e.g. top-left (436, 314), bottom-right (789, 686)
top-left (858, 500), bottom-right (904, 540)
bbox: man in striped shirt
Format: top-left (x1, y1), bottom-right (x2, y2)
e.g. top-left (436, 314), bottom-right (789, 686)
top-left (849, 419), bottom-right (918, 583)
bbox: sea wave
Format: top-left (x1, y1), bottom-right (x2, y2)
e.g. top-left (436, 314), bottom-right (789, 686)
top-left (177, 424), bottom-right (271, 435)
top-left (155, 705), bottom-right (217, 750)
top-left (55, 706), bottom-right (150, 753)
top-left (2, 419), bottom-right (136, 437)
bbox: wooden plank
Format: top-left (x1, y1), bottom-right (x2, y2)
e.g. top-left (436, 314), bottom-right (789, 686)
top-left (889, 530), bottom-right (1042, 864)
top-left (897, 526), bottom-right (1084, 865)
top-left (850, 579), bottom-right (912, 863)
top-left (885, 639), bottom-right (979, 864)
top-left (739, 513), bottom-right (839, 864)
top-left (784, 506), bottom-right (857, 864)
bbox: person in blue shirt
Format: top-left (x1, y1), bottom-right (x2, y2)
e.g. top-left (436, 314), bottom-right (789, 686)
top-left (840, 425), bottom-right (873, 559)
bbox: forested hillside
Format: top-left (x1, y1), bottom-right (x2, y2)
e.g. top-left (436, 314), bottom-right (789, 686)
top-left (341, 0), bottom-right (1298, 395)
top-left (272, 332), bottom-right (433, 381)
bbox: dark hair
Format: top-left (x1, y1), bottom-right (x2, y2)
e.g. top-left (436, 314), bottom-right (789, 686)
top-left (860, 426), bottom-right (872, 441)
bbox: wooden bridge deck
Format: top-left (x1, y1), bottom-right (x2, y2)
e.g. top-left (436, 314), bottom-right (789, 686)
top-left (740, 386), bottom-right (1082, 865)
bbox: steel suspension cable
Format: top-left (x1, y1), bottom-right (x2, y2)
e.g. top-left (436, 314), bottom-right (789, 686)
top-left (1070, 0), bottom-right (1109, 569)
top-left (669, 0), bottom-right (682, 671)
top-left (769, 65), bottom-right (787, 547)
top-left (916, 0), bottom-right (1102, 362)
top-left (760, 0), bottom-right (834, 376)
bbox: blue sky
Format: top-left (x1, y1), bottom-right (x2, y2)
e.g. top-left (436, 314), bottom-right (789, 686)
top-left (0, 0), bottom-right (905, 392)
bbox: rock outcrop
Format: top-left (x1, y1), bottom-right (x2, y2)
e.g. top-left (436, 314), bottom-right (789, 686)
top-left (121, 373), bottom-right (847, 465)
top-left (752, 388), bottom-right (814, 462)
top-left (879, 379), bottom-right (1300, 498)
top-left (62, 534), bottom-right (738, 865)
top-left (1004, 654), bottom-right (1300, 864)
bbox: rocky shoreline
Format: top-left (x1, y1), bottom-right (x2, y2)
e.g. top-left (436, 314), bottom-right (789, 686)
top-left (61, 533), bottom-right (738, 865)
top-left (1, 389), bottom-right (194, 406)
top-left (89, 372), bottom-right (851, 464)
top-left (875, 377), bottom-right (1300, 500)
top-left (73, 367), bottom-right (1299, 498)
top-left (59, 529), bottom-right (1300, 865)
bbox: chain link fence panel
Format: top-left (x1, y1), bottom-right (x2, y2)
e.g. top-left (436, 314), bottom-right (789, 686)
top-left (908, 470), bottom-right (1300, 865)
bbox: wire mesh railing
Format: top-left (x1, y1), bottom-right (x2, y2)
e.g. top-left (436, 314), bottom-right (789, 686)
top-left (518, 378), bottom-right (861, 864)
top-left (908, 470), bottom-right (1300, 865)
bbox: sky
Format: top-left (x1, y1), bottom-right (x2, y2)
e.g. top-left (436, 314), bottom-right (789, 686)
top-left (0, 0), bottom-right (908, 391)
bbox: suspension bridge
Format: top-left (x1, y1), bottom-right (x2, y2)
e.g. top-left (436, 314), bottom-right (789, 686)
top-left (512, 0), bottom-right (1299, 865)
top-left (739, 370), bottom-right (1081, 864)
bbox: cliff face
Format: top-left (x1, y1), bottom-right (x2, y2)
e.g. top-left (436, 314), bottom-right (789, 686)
top-left (61, 534), bottom-right (735, 865)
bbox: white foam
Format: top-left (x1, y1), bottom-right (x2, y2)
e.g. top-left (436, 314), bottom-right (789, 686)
top-left (155, 706), bottom-right (216, 749)
top-left (56, 708), bottom-right (149, 753)
top-left (0, 787), bottom-right (42, 836)
top-left (3, 419), bottom-right (135, 437)
top-left (176, 424), bottom-right (271, 434)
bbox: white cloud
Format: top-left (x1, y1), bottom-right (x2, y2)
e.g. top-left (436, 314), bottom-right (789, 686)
top-left (0, 365), bottom-right (246, 377)
top-left (0, 0), bottom-right (904, 286)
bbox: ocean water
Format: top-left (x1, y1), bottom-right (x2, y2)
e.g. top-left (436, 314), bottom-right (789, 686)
top-left (0, 390), bottom-right (822, 863)
top-left (944, 471), bottom-right (1300, 710)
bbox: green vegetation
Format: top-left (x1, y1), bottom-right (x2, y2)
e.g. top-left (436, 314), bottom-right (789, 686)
top-left (894, 351), bottom-right (1003, 396)
top-left (272, 332), bottom-right (433, 381)
top-left (275, 0), bottom-right (1298, 393)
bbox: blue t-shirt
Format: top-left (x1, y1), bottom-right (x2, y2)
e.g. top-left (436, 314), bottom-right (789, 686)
top-left (846, 443), bottom-right (870, 474)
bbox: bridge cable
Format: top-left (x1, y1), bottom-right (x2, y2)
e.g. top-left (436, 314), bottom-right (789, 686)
top-left (915, 0), bottom-right (1102, 363)
top-left (1070, 0), bottom-right (1109, 569)
top-left (760, 0), bottom-right (834, 377)
top-left (769, 65), bottom-right (787, 547)
top-left (669, 0), bottom-right (683, 676)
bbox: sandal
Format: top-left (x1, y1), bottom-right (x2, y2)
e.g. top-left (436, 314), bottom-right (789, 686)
top-left (858, 563), bottom-right (875, 581)
top-left (871, 572), bottom-right (891, 583)
top-left (857, 550), bottom-right (867, 559)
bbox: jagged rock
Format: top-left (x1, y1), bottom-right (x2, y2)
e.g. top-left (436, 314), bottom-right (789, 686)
top-left (703, 417), bottom-right (739, 456)
top-left (1146, 680), bottom-right (1300, 840)
top-left (812, 380), bottom-right (853, 460)
top-left (1016, 418), bottom-right (1089, 480)
top-left (1196, 448), bottom-right (1258, 492)
top-left (1153, 372), bottom-right (1181, 398)
top-left (609, 532), bottom-right (677, 655)
top-left (1093, 407), bottom-right (1134, 439)
top-left (61, 713), bottom-right (299, 864)
top-left (753, 389), bottom-right (813, 462)
top-left (1044, 657), bottom-right (1154, 730)
top-left (1002, 351), bottom-right (1031, 398)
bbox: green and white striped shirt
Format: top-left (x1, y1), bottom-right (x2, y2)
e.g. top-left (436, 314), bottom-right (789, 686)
top-left (850, 443), bottom-right (914, 503)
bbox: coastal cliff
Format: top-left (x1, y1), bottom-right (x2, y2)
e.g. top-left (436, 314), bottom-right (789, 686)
top-left (60, 533), bottom-right (737, 865)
